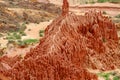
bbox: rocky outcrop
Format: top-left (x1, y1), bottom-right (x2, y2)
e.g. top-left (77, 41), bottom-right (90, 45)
top-left (0, 0), bottom-right (120, 80)
top-left (62, 0), bottom-right (69, 16)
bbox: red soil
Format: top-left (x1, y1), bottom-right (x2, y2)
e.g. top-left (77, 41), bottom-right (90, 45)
top-left (0, 0), bottom-right (120, 80)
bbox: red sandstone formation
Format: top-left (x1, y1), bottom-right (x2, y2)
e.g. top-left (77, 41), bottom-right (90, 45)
top-left (62, 0), bottom-right (69, 16)
top-left (0, 0), bottom-right (120, 80)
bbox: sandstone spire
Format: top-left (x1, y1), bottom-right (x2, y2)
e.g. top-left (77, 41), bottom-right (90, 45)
top-left (62, 0), bottom-right (69, 16)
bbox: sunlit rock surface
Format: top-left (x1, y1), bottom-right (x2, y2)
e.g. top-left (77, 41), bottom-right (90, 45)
top-left (0, 0), bottom-right (119, 80)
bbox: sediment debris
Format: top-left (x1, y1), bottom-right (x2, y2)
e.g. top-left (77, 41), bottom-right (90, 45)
top-left (0, 0), bottom-right (120, 80)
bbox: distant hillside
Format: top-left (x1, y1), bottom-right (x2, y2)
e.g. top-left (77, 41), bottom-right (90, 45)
top-left (49, 0), bottom-right (120, 5)
top-left (49, 0), bottom-right (97, 5)
top-left (0, 0), bottom-right (61, 32)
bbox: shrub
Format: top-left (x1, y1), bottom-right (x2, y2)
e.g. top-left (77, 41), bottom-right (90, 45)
top-left (0, 50), bottom-right (4, 56)
top-left (13, 32), bottom-right (21, 39)
top-left (0, 52), bottom-right (4, 56)
top-left (17, 39), bottom-right (39, 47)
top-left (115, 14), bottom-right (120, 18)
top-left (20, 22), bottom-right (27, 31)
top-left (17, 40), bottom-right (27, 47)
top-left (103, 11), bottom-right (107, 14)
top-left (109, 0), bottom-right (120, 3)
top-left (39, 30), bottom-right (44, 37)
top-left (97, 0), bottom-right (109, 3)
top-left (19, 31), bottom-right (27, 36)
top-left (22, 39), bottom-right (39, 45)
top-left (6, 32), bottom-right (21, 40)
top-left (98, 0), bottom-right (120, 3)
top-left (90, 1), bottom-right (95, 4)
top-left (102, 37), bottom-right (106, 42)
top-left (0, 48), bottom-right (6, 56)
top-left (98, 72), bottom-right (120, 80)
top-left (98, 72), bottom-right (111, 80)
top-left (0, 33), bottom-right (3, 37)
top-left (113, 76), bottom-right (120, 80)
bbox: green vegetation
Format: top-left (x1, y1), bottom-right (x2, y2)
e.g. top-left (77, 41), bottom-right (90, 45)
top-left (85, 1), bottom-right (88, 4)
top-left (102, 37), bottom-right (106, 42)
top-left (115, 14), bottom-right (120, 18)
top-left (113, 76), bottom-right (120, 80)
top-left (39, 30), bottom-right (44, 37)
top-left (17, 39), bottom-right (39, 47)
top-left (109, 0), bottom-right (120, 3)
top-left (97, 0), bottom-right (108, 3)
top-left (103, 11), bottom-right (107, 14)
top-left (5, 31), bottom-right (39, 47)
top-left (98, 72), bottom-right (111, 80)
top-left (19, 31), bottom-right (27, 36)
top-left (90, 1), bottom-right (95, 4)
top-left (20, 22), bottom-right (27, 31)
top-left (0, 33), bottom-right (3, 37)
top-left (21, 39), bottom-right (38, 45)
top-left (113, 19), bottom-right (120, 23)
top-left (0, 48), bottom-right (6, 56)
top-left (97, 0), bottom-right (120, 3)
top-left (19, 54), bottom-right (23, 59)
top-left (6, 32), bottom-right (22, 40)
top-left (98, 72), bottom-right (120, 80)
top-left (0, 51), bottom-right (4, 56)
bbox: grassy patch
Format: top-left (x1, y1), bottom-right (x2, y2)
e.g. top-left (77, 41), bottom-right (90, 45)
top-left (113, 76), bottom-right (120, 80)
top-left (17, 39), bottom-right (39, 47)
top-left (22, 39), bottom-right (39, 45)
top-left (5, 30), bottom-right (39, 48)
top-left (97, 0), bottom-right (120, 3)
top-left (19, 31), bottom-right (27, 36)
top-left (39, 30), bottom-right (44, 37)
top-left (98, 72), bottom-right (120, 80)
top-left (98, 72), bottom-right (111, 80)
top-left (6, 31), bottom-right (26, 40)
top-left (97, 0), bottom-right (108, 3)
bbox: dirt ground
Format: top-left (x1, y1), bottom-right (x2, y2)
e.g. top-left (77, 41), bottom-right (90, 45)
top-left (0, 0), bottom-right (61, 57)
top-left (6, 20), bottom-right (52, 57)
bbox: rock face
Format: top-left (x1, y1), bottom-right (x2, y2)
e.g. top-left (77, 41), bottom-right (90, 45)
top-left (62, 0), bottom-right (69, 16)
top-left (0, 0), bottom-right (120, 80)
